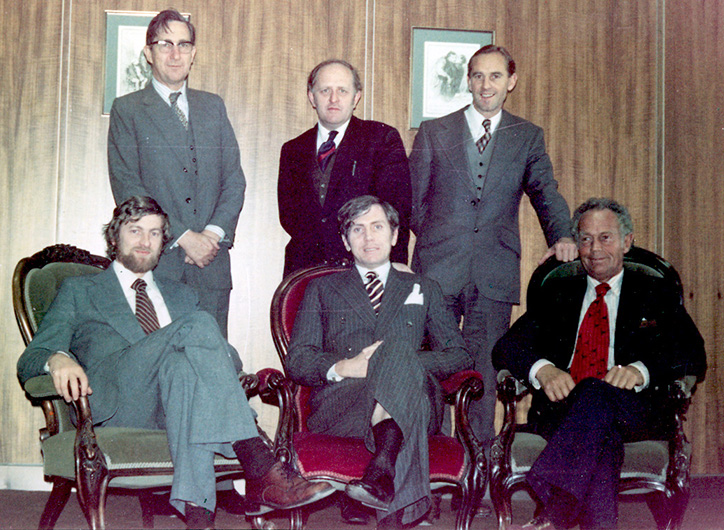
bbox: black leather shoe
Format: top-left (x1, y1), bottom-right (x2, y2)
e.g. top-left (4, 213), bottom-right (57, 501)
top-left (340, 495), bottom-right (372, 525)
top-left (345, 471), bottom-right (394, 510)
top-left (185, 503), bottom-right (214, 530)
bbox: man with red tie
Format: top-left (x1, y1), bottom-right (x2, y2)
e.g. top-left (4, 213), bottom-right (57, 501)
top-left (492, 198), bottom-right (706, 529)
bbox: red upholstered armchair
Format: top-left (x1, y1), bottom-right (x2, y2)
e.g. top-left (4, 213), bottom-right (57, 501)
top-left (258, 265), bottom-right (487, 530)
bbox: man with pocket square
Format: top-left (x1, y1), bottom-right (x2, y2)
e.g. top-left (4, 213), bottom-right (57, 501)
top-left (492, 198), bottom-right (706, 530)
top-left (287, 195), bottom-right (473, 529)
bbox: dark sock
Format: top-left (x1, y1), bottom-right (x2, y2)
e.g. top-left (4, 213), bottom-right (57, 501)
top-left (232, 437), bottom-right (275, 479)
top-left (368, 418), bottom-right (404, 478)
top-left (543, 486), bottom-right (580, 529)
top-left (185, 503), bottom-right (214, 529)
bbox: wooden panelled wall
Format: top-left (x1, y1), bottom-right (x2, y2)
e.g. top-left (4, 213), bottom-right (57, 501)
top-left (1, 0), bottom-right (721, 475)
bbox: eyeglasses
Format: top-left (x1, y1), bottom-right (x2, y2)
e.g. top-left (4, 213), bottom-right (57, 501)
top-left (150, 40), bottom-right (195, 54)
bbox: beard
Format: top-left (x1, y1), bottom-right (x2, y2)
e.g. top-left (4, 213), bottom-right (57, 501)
top-left (116, 247), bottom-right (161, 274)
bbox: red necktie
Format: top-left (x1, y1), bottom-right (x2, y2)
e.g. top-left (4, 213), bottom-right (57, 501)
top-left (131, 279), bottom-right (160, 335)
top-left (570, 283), bottom-right (611, 383)
top-left (317, 130), bottom-right (338, 171)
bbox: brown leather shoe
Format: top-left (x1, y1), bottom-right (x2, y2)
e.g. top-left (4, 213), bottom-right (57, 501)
top-left (506, 515), bottom-right (556, 530)
top-left (245, 462), bottom-right (334, 515)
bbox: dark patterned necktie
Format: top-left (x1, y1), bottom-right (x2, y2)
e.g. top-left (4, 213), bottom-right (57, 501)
top-left (475, 118), bottom-right (492, 154)
top-left (131, 279), bottom-right (160, 335)
top-left (365, 272), bottom-right (384, 315)
top-left (317, 130), bottom-right (338, 171)
top-left (570, 283), bottom-right (611, 383)
top-left (169, 92), bottom-right (189, 130)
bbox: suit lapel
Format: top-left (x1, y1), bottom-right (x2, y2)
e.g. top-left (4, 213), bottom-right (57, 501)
top-left (438, 108), bottom-right (477, 195)
top-left (326, 116), bottom-right (361, 207)
top-left (140, 85), bottom-right (188, 167)
top-left (156, 278), bottom-right (188, 321)
top-left (328, 269), bottom-right (378, 328)
top-left (87, 268), bottom-right (146, 345)
top-left (614, 272), bottom-right (643, 353)
top-left (481, 110), bottom-right (524, 199)
top-left (375, 268), bottom-right (413, 336)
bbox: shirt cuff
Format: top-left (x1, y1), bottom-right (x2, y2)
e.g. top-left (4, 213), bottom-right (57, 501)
top-left (204, 224), bottom-right (226, 243)
top-left (628, 361), bottom-right (650, 391)
top-left (529, 359), bottom-right (555, 389)
top-left (326, 363), bottom-right (344, 382)
top-left (170, 229), bottom-right (191, 249)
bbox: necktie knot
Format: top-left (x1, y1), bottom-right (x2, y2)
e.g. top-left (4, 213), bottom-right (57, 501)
top-left (131, 278), bottom-right (148, 293)
top-left (317, 130), bottom-right (338, 171)
top-left (169, 92), bottom-right (181, 105)
top-left (169, 92), bottom-right (188, 130)
top-left (596, 283), bottom-right (611, 298)
top-left (365, 271), bottom-right (377, 284)
top-left (476, 119), bottom-right (492, 154)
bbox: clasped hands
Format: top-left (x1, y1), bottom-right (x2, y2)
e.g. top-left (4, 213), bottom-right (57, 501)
top-left (334, 340), bottom-right (383, 379)
top-left (47, 352), bottom-right (92, 403)
top-left (536, 364), bottom-right (644, 402)
top-left (179, 230), bottom-right (220, 268)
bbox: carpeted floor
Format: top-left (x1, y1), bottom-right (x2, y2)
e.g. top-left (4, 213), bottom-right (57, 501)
top-left (2, 477), bottom-right (723, 529)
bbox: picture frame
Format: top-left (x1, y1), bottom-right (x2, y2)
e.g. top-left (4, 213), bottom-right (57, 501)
top-left (409, 27), bottom-right (494, 128)
top-left (103, 10), bottom-right (191, 115)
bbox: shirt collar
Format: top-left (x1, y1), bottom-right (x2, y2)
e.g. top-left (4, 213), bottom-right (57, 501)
top-left (586, 268), bottom-right (624, 296)
top-left (465, 105), bottom-right (503, 138)
top-left (151, 77), bottom-right (187, 105)
top-left (317, 118), bottom-right (351, 148)
top-left (112, 260), bottom-right (156, 290)
top-left (355, 261), bottom-right (392, 287)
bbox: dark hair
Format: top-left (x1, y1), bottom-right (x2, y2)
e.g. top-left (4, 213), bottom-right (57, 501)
top-left (307, 59), bottom-right (362, 93)
top-left (572, 197), bottom-right (634, 241)
top-left (104, 196), bottom-right (171, 260)
top-left (467, 45), bottom-right (516, 77)
top-left (338, 195), bottom-right (399, 238)
top-left (146, 9), bottom-right (195, 45)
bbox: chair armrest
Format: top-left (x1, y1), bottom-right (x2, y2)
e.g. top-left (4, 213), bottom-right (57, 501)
top-left (496, 369), bottom-right (530, 403)
top-left (255, 368), bottom-right (297, 463)
top-left (23, 375), bottom-right (60, 399)
top-left (440, 369), bottom-right (483, 398)
top-left (238, 371), bottom-right (260, 397)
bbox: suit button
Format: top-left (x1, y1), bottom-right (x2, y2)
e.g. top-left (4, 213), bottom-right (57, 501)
top-left (185, 198), bottom-right (191, 203)
top-left (321, 218), bottom-right (327, 223)
top-left (190, 145), bottom-right (195, 150)
top-left (192, 158), bottom-right (197, 163)
top-left (479, 161), bottom-right (483, 166)
top-left (183, 167), bottom-right (188, 173)
top-left (471, 200), bottom-right (477, 206)
top-left (477, 174), bottom-right (483, 179)
top-left (474, 227), bottom-right (479, 233)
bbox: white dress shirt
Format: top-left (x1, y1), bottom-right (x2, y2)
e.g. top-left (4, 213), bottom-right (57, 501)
top-left (316, 118), bottom-right (352, 151)
top-left (465, 105), bottom-right (503, 142)
top-left (113, 261), bottom-right (172, 327)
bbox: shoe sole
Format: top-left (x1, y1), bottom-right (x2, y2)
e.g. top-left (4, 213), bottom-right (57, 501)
top-left (344, 483), bottom-right (390, 511)
top-left (244, 485), bottom-right (336, 516)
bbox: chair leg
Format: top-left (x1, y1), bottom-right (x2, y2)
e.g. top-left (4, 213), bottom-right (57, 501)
top-left (138, 491), bottom-right (157, 529)
top-left (38, 477), bottom-right (73, 530)
top-left (646, 489), bottom-right (689, 530)
top-left (455, 463), bottom-right (487, 530)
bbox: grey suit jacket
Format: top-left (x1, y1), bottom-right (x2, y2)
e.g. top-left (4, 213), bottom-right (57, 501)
top-left (409, 108), bottom-right (572, 304)
top-left (286, 267), bottom-right (472, 418)
top-left (108, 85), bottom-right (246, 289)
top-left (17, 267), bottom-right (201, 422)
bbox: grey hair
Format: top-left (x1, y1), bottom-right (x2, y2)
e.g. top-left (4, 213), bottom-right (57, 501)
top-left (572, 197), bottom-right (634, 241)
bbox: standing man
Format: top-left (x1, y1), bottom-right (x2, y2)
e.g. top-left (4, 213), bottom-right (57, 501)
top-left (17, 196), bottom-right (333, 529)
top-left (409, 45), bottom-right (577, 443)
top-left (278, 59), bottom-right (411, 278)
top-left (287, 195), bottom-right (472, 530)
top-left (492, 198), bottom-right (706, 529)
top-left (108, 9), bottom-right (245, 337)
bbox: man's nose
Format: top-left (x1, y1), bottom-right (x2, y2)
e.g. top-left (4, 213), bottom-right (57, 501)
top-left (329, 90), bottom-right (339, 102)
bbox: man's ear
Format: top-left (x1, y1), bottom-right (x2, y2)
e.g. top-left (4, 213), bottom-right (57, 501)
top-left (623, 232), bottom-right (634, 253)
top-left (143, 45), bottom-right (153, 66)
top-left (307, 90), bottom-right (316, 109)
top-left (391, 228), bottom-right (398, 247)
top-left (342, 234), bottom-right (351, 252)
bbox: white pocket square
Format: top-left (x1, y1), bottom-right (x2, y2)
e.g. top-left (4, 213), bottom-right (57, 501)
top-left (404, 284), bottom-right (424, 305)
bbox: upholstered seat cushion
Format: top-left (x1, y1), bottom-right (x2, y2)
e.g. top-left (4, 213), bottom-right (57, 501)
top-left (42, 428), bottom-right (239, 488)
top-left (294, 431), bottom-right (466, 484)
top-left (511, 432), bottom-right (671, 482)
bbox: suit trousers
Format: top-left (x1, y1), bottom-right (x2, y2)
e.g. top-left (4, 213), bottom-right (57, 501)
top-left (527, 378), bottom-right (651, 529)
top-left (445, 284), bottom-right (512, 444)
top-left (94, 312), bottom-right (259, 514)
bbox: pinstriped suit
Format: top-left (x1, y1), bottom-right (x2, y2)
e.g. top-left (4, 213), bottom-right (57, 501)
top-left (286, 267), bottom-right (472, 523)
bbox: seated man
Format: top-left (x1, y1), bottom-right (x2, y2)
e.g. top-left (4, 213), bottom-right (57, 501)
top-left (17, 196), bottom-right (333, 530)
top-left (286, 195), bottom-right (473, 529)
top-left (492, 197), bottom-right (707, 530)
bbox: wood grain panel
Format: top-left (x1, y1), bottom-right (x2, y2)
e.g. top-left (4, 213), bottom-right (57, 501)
top-left (665, 1), bottom-right (724, 475)
top-left (0, 0), bottom-right (65, 463)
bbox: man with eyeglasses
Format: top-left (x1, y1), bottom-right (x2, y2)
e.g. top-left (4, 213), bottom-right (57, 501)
top-left (108, 9), bottom-right (245, 339)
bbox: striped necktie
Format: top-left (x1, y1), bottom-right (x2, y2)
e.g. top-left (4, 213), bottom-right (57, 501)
top-left (169, 92), bottom-right (189, 130)
top-left (317, 130), bottom-right (338, 171)
top-left (475, 118), bottom-right (492, 154)
top-left (570, 283), bottom-right (611, 383)
top-left (131, 279), bottom-right (160, 335)
top-left (365, 272), bottom-right (384, 315)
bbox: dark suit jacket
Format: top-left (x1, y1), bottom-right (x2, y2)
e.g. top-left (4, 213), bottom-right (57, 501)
top-left (286, 267), bottom-right (472, 425)
top-left (492, 270), bottom-right (707, 424)
top-left (409, 108), bottom-right (572, 304)
top-left (278, 116), bottom-right (411, 277)
top-left (108, 85), bottom-right (245, 290)
top-left (17, 267), bottom-right (202, 423)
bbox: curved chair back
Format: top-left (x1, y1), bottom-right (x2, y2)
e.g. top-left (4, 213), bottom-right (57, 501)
top-left (527, 245), bottom-right (683, 305)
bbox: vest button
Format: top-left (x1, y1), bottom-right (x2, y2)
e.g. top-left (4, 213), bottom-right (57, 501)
top-left (474, 227), bottom-right (479, 233)
top-left (185, 198), bottom-right (191, 203)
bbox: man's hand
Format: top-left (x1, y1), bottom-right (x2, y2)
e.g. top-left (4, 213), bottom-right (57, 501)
top-left (536, 364), bottom-right (576, 402)
top-left (603, 364), bottom-right (644, 390)
top-left (538, 237), bottom-right (578, 265)
top-left (178, 230), bottom-right (220, 268)
top-left (334, 341), bottom-right (383, 379)
top-left (47, 353), bottom-right (92, 402)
